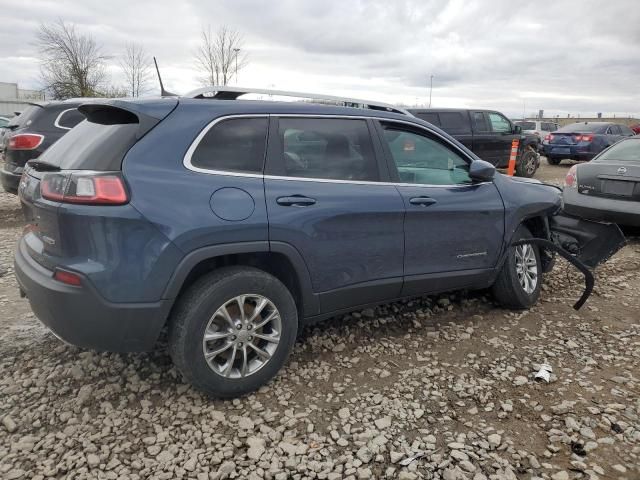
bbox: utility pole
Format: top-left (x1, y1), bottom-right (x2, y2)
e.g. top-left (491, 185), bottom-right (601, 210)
top-left (233, 48), bottom-right (241, 85)
top-left (428, 75), bottom-right (434, 108)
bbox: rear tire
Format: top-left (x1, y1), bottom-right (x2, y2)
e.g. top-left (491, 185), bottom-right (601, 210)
top-left (491, 227), bottom-right (542, 309)
top-left (546, 156), bottom-right (561, 165)
top-left (168, 266), bottom-right (298, 398)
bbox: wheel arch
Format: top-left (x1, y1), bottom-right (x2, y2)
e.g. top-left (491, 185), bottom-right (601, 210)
top-left (163, 242), bottom-right (319, 320)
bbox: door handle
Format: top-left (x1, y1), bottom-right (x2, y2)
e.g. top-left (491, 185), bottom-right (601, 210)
top-left (409, 196), bottom-right (437, 207)
top-left (276, 195), bottom-right (316, 207)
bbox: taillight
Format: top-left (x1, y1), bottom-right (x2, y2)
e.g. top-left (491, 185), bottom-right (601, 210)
top-left (548, 134), bottom-right (554, 142)
top-left (580, 134), bottom-right (593, 142)
top-left (41, 172), bottom-right (128, 205)
top-left (8, 133), bottom-right (44, 150)
top-left (564, 165), bottom-right (578, 188)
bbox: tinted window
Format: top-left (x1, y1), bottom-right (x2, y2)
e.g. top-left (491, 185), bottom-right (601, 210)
top-left (487, 113), bottom-right (512, 133)
top-left (416, 112), bottom-right (440, 126)
top-left (558, 123), bottom-right (607, 133)
top-left (57, 108), bottom-right (86, 129)
top-left (0, 118), bottom-right (8, 128)
top-left (36, 120), bottom-right (139, 171)
top-left (439, 112), bottom-right (471, 133)
top-left (619, 125), bottom-right (634, 136)
top-left (7, 105), bottom-right (41, 128)
top-left (516, 121), bottom-right (536, 130)
top-left (382, 124), bottom-right (471, 185)
top-left (472, 112), bottom-right (490, 132)
top-left (595, 139), bottom-right (640, 162)
top-left (191, 118), bottom-right (268, 173)
top-left (279, 118), bottom-right (378, 181)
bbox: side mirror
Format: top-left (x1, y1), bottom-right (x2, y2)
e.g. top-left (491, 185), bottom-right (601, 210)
top-left (469, 159), bottom-right (496, 182)
top-left (513, 124), bottom-right (523, 135)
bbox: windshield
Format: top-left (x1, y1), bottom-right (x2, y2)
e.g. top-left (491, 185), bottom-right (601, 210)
top-left (558, 123), bottom-right (606, 134)
top-left (595, 138), bottom-right (640, 163)
top-left (515, 121), bottom-right (536, 130)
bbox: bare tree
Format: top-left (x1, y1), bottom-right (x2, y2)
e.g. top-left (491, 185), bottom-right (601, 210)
top-left (194, 25), bottom-right (248, 86)
top-left (119, 42), bottom-right (152, 97)
top-left (36, 20), bottom-right (108, 99)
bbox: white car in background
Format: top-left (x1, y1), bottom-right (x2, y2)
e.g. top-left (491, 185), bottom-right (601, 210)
top-left (515, 120), bottom-right (559, 141)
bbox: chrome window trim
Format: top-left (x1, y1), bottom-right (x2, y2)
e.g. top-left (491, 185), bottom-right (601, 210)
top-left (183, 114), bottom-right (269, 177)
top-left (53, 108), bottom-right (78, 130)
top-left (183, 113), bottom-right (488, 188)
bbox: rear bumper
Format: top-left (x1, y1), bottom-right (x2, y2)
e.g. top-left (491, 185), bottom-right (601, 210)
top-left (544, 145), bottom-right (596, 161)
top-left (1, 168), bottom-right (20, 194)
top-left (14, 238), bottom-right (171, 352)
top-left (562, 188), bottom-right (640, 226)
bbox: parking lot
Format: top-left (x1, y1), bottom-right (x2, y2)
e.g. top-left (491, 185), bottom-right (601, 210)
top-left (0, 162), bottom-right (638, 480)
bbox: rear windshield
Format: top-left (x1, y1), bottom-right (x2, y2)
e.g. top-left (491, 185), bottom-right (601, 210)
top-left (558, 123), bottom-right (607, 134)
top-left (7, 105), bottom-right (42, 128)
top-left (36, 120), bottom-right (139, 170)
top-left (595, 138), bottom-right (640, 163)
top-left (515, 121), bottom-right (536, 130)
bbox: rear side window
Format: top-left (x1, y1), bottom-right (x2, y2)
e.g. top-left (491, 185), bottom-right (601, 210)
top-left (190, 118), bottom-right (268, 173)
top-left (36, 120), bottom-right (139, 171)
top-left (55, 108), bottom-right (85, 130)
top-left (439, 112), bottom-right (471, 133)
top-left (472, 112), bottom-right (489, 132)
top-left (278, 118), bottom-right (378, 181)
top-left (416, 112), bottom-right (440, 126)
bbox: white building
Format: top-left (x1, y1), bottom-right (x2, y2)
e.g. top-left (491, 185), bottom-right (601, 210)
top-left (0, 82), bottom-right (45, 117)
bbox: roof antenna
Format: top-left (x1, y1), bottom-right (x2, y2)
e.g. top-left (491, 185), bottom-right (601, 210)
top-left (153, 57), bottom-right (177, 97)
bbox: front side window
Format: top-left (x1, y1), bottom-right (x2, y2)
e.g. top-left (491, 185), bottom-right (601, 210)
top-left (381, 124), bottom-right (472, 185)
top-left (56, 108), bottom-right (86, 129)
top-left (278, 118), bottom-right (378, 181)
top-left (191, 117), bottom-right (268, 173)
top-left (487, 113), bottom-right (512, 133)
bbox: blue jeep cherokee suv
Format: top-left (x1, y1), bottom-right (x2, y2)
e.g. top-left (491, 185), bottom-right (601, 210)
top-left (14, 88), bottom-right (624, 397)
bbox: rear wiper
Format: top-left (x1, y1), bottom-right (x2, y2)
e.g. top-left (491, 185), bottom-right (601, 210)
top-left (26, 160), bottom-right (61, 172)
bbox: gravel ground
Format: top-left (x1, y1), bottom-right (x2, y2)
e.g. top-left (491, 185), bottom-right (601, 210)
top-left (1, 163), bottom-right (639, 480)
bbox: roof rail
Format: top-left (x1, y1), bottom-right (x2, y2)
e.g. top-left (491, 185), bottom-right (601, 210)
top-left (183, 86), bottom-right (413, 116)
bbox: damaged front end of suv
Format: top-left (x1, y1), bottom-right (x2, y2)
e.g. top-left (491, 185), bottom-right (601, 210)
top-left (501, 176), bottom-right (626, 310)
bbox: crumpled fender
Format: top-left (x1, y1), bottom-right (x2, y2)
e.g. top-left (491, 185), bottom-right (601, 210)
top-left (513, 213), bottom-right (625, 310)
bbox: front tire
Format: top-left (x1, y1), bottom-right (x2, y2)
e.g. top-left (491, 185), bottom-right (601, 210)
top-left (516, 147), bottom-right (539, 177)
top-left (491, 227), bottom-right (542, 309)
top-left (168, 266), bottom-right (298, 398)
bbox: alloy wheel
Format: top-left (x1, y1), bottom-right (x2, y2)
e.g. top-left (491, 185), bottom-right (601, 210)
top-left (202, 294), bottom-right (281, 378)
top-left (515, 244), bottom-right (538, 294)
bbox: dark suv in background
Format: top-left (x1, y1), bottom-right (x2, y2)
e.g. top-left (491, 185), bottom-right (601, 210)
top-left (1, 100), bottom-right (86, 193)
top-left (409, 108), bottom-right (541, 177)
top-left (14, 88), bottom-right (624, 398)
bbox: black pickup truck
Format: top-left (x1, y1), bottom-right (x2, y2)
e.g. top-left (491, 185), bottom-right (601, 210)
top-left (409, 108), bottom-right (540, 177)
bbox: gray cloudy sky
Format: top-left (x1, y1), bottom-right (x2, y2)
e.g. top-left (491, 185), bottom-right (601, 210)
top-left (1, 0), bottom-right (639, 118)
